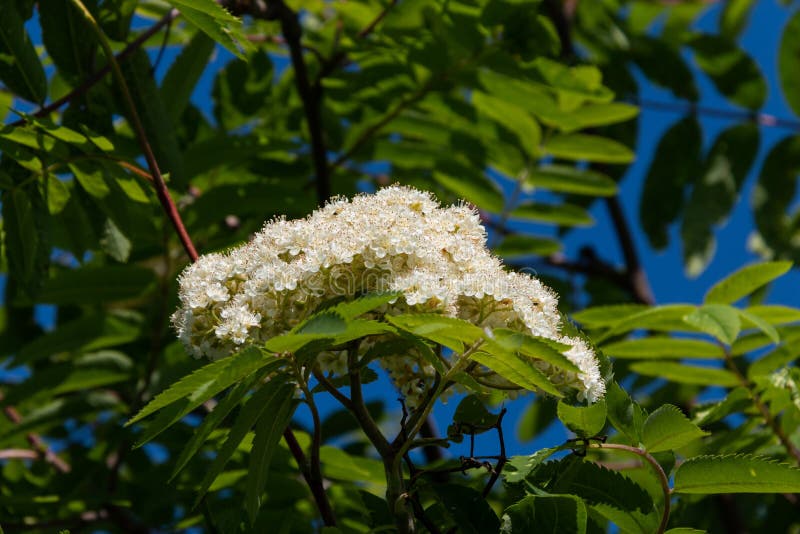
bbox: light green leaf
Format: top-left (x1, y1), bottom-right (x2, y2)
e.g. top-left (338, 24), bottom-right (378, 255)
top-left (101, 218), bottom-right (132, 263)
top-left (684, 304), bottom-right (741, 345)
top-left (471, 346), bottom-right (563, 397)
top-left (745, 305), bottom-right (800, 325)
top-left (127, 346), bottom-right (279, 426)
top-left (720, 0), bottom-right (755, 38)
top-left (737, 309), bottom-right (780, 344)
top-left (509, 201), bottom-right (594, 227)
top-left (705, 261), bottom-right (792, 305)
top-left (166, 0), bottom-right (252, 60)
top-left (570, 103), bottom-right (639, 130)
top-left (674, 454), bottom-right (800, 494)
top-left (525, 165), bottom-right (617, 196)
top-left (330, 292), bottom-right (401, 320)
top-left (472, 91), bottom-right (541, 157)
top-left (490, 329), bottom-right (577, 372)
top-left (495, 235), bottom-right (561, 257)
top-left (630, 362), bottom-right (739, 387)
top-left (45, 176), bottom-right (70, 215)
top-left (572, 304), bottom-right (649, 328)
top-left (642, 405), bottom-right (709, 453)
top-left (557, 400), bottom-right (606, 437)
top-left (600, 305), bottom-right (700, 340)
top-left (543, 134), bottom-right (634, 164)
top-left (605, 381), bottom-right (645, 444)
top-left (385, 314), bottom-right (484, 352)
top-left (601, 337), bottom-right (724, 360)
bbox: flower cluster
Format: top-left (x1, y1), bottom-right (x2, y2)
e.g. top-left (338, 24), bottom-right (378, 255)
top-left (172, 186), bottom-right (605, 405)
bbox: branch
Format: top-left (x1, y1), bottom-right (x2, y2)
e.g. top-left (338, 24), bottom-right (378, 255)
top-left (69, 0), bottom-right (198, 262)
top-left (8, 9), bottom-right (179, 128)
top-left (282, 427), bottom-right (338, 526)
top-left (605, 196), bottom-right (655, 305)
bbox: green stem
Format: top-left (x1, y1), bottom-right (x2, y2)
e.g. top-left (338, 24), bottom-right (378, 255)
top-left (590, 443), bottom-right (670, 534)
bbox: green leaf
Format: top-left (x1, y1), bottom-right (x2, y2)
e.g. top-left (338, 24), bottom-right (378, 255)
top-left (166, 0), bottom-right (252, 60)
top-left (557, 400), bottom-right (606, 437)
top-left (196, 379), bottom-right (295, 506)
top-left (12, 312), bottom-right (141, 366)
top-left (385, 314), bottom-right (484, 352)
top-left (681, 123), bottom-right (759, 277)
top-left (692, 387), bottom-right (751, 426)
top-left (433, 170), bottom-right (505, 213)
top-left (2, 183), bottom-right (49, 297)
top-left (39, 0), bottom-right (96, 86)
top-left (170, 375), bottom-right (260, 481)
top-left (433, 484), bottom-right (501, 534)
top-left (490, 329), bottom-right (578, 372)
top-left (472, 342), bottom-right (564, 397)
top-left (525, 165), bottom-right (617, 196)
top-left (472, 91), bottom-right (541, 158)
top-left (330, 292), bottom-right (401, 320)
top-left (0, 2), bottom-right (47, 103)
top-left (642, 405), bottom-right (709, 453)
top-left (35, 266), bottom-right (155, 305)
top-left (45, 175), bottom-right (70, 215)
top-left (319, 446), bottom-right (385, 485)
top-left (517, 398), bottom-right (558, 442)
top-left (495, 235), bottom-right (561, 257)
top-left (640, 117), bottom-right (702, 249)
top-left (684, 304), bottom-right (741, 345)
top-left (161, 32), bottom-right (216, 122)
top-left (630, 362), bottom-right (739, 387)
top-left (673, 454), bottom-right (800, 494)
top-left (600, 305), bottom-right (700, 339)
top-left (504, 447), bottom-right (561, 484)
top-left (752, 136), bottom-right (800, 255)
top-left (605, 382), bottom-right (645, 444)
top-left (737, 309), bottom-right (780, 344)
top-left (601, 337), bottom-right (724, 360)
top-left (127, 346), bottom-right (280, 427)
top-left (542, 134), bottom-right (634, 164)
top-left (572, 304), bottom-right (649, 328)
top-left (451, 395), bottom-right (500, 434)
top-left (745, 305), bottom-right (800, 325)
top-left (720, 0), bottom-right (755, 38)
top-left (691, 35), bottom-right (766, 109)
top-left (779, 11), bottom-right (800, 116)
top-left (501, 494), bottom-right (587, 534)
top-left (246, 388), bottom-right (297, 524)
top-left (570, 103), bottom-right (639, 130)
top-left (705, 261), bottom-right (792, 305)
top-left (100, 217), bottom-right (132, 263)
top-left (665, 529), bottom-right (708, 534)
top-left (509, 201), bottom-right (594, 227)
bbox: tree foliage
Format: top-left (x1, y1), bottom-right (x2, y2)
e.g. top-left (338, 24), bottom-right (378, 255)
top-left (1, 0), bottom-right (799, 532)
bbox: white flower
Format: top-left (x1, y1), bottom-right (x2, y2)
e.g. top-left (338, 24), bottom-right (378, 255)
top-left (172, 185), bottom-right (605, 402)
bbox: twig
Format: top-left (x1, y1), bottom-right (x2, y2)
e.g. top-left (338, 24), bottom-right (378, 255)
top-left (312, 368), bottom-right (355, 410)
top-left (635, 97), bottom-right (800, 132)
top-left (605, 196), bottom-right (655, 305)
top-left (8, 9), bottom-right (179, 128)
top-left (69, 0), bottom-right (198, 262)
top-left (347, 342), bottom-right (392, 456)
top-left (300, 379), bottom-right (338, 526)
top-left (0, 448), bottom-right (38, 460)
top-left (0, 392), bottom-right (71, 473)
top-left (481, 407), bottom-right (508, 497)
top-left (589, 442), bottom-right (671, 534)
top-left (282, 427), bottom-right (338, 526)
top-left (723, 347), bottom-right (800, 464)
top-left (252, 0), bottom-right (331, 203)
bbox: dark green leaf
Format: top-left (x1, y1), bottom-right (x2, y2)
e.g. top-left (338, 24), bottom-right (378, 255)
top-left (161, 32), bottom-right (216, 122)
top-left (432, 484), bottom-right (500, 534)
top-left (451, 395), bottom-right (500, 434)
top-left (640, 117), bottom-right (702, 249)
top-left (501, 494), bottom-right (587, 534)
top-left (691, 35), bottom-right (766, 109)
top-left (0, 2), bottom-right (47, 103)
top-left (495, 235), bottom-right (561, 257)
top-left (605, 381), bottom-right (645, 444)
top-left (779, 11), bottom-right (800, 116)
top-left (525, 165), bottom-right (617, 196)
top-left (196, 379), bottom-right (295, 505)
top-left (720, 0), bottom-right (755, 38)
top-left (36, 266), bottom-right (156, 304)
top-left (509, 201), bottom-right (594, 227)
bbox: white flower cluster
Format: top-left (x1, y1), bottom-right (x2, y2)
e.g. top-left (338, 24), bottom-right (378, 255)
top-left (172, 186), bottom-right (605, 405)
